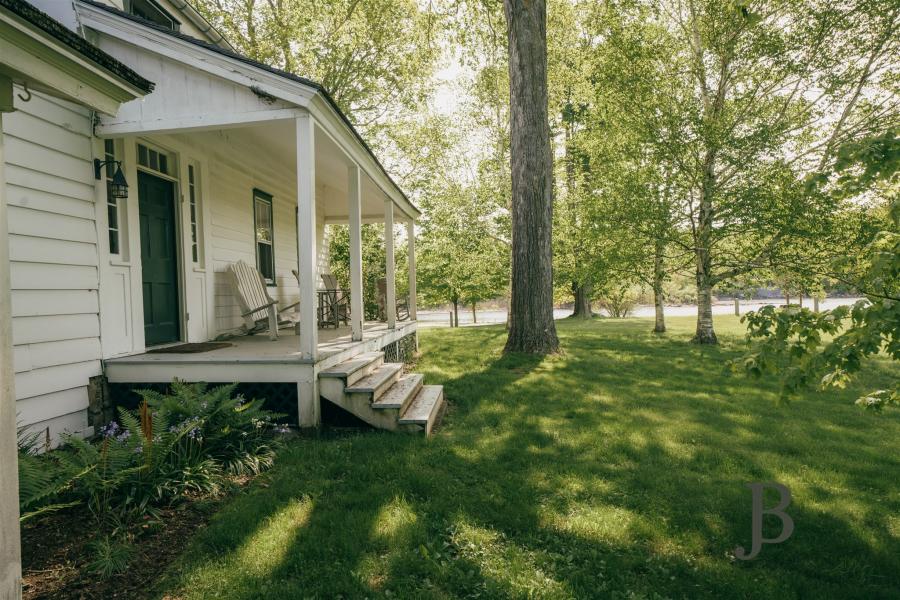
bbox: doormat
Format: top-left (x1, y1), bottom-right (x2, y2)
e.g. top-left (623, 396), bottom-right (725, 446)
top-left (147, 342), bottom-right (233, 354)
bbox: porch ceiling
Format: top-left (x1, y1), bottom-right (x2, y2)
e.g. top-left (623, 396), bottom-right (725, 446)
top-left (233, 119), bottom-right (405, 221)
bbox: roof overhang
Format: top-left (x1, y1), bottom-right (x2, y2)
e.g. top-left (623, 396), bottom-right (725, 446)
top-left (75, 0), bottom-right (420, 221)
top-left (0, 0), bottom-right (150, 114)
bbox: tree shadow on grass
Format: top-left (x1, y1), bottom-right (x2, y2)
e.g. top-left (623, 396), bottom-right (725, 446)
top-left (157, 320), bottom-right (900, 599)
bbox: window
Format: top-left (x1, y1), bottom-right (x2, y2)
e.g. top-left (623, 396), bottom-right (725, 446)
top-left (188, 164), bottom-right (202, 264)
top-left (104, 139), bottom-right (121, 255)
top-left (137, 142), bottom-right (170, 176)
top-left (127, 0), bottom-right (180, 31)
top-left (253, 190), bottom-right (275, 284)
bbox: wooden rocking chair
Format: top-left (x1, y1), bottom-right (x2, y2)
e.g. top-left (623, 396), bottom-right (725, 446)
top-left (228, 260), bottom-right (297, 340)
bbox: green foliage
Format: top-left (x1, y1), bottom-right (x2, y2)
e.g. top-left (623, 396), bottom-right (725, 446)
top-left (738, 133), bottom-right (899, 406)
top-left (17, 428), bottom-right (85, 522)
top-left (137, 380), bottom-right (282, 475)
top-left (86, 535), bottom-right (135, 578)
top-left (18, 382), bottom-right (285, 528)
top-left (328, 224), bottom-right (407, 320)
top-left (193, 0), bottom-right (440, 137)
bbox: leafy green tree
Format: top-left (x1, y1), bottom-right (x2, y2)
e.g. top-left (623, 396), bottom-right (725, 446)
top-left (194, 0), bottom-right (440, 135)
top-left (740, 132), bottom-right (899, 408)
top-left (628, 0), bottom-right (900, 344)
top-left (417, 181), bottom-right (507, 326)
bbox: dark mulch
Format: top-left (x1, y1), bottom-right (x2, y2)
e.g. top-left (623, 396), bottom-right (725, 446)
top-left (20, 485), bottom-right (246, 599)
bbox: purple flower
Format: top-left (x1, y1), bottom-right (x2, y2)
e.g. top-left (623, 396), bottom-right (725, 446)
top-left (100, 421), bottom-right (120, 438)
top-left (134, 444), bottom-right (143, 454)
top-left (115, 430), bottom-right (131, 442)
top-left (274, 425), bottom-right (291, 434)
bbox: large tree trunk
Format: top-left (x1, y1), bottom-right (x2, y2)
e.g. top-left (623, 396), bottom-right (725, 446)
top-left (503, 0), bottom-right (559, 354)
top-left (693, 150), bottom-right (718, 344)
top-left (571, 281), bottom-right (592, 319)
top-left (652, 241), bottom-right (666, 333)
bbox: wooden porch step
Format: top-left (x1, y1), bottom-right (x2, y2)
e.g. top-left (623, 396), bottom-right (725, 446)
top-left (345, 362), bottom-right (403, 400)
top-left (319, 351), bottom-right (384, 386)
top-left (399, 385), bottom-right (445, 435)
top-left (372, 374), bottom-right (423, 412)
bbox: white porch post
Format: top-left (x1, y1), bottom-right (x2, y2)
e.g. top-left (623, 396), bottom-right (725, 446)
top-left (296, 114), bottom-right (319, 428)
top-left (295, 114), bottom-right (318, 360)
top-left (407, 219), bottom-right (417, 320)
top-left (384, 201), bottom-right (396, 328)
top-left (348, 164), bottom-right (364, 341)
top-left (0, 78), bottom-right (23, 599)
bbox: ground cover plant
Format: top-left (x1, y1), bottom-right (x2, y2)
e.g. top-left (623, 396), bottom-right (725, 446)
top-left (18, 382), bottom-right (287, 597)
top-left (156, 316), bottom-right (900, 599)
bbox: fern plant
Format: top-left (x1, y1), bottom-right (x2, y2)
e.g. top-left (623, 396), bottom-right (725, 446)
top-left (138, 381), bottom-right (284, 474)
top-left (17, 427), bottom-right (87, 522)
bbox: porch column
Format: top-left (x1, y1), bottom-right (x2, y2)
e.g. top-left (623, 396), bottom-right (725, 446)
top-left (348, 164), bottom-right (364, 341)
top-left (0, 78), bottom-right (23, 598)
top-left (384, 200), bottom-right (396, 328)
top-left (295, 114), bottom-right (318, 361)
top-left (407, 219), bottom-right (417, 320)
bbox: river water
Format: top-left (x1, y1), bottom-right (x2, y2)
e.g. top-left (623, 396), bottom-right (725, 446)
top-left (416, 297), bottom-right (864, 328)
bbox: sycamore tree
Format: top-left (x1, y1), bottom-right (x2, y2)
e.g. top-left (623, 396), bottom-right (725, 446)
top-left (502, 0), bottom-right (559, 353)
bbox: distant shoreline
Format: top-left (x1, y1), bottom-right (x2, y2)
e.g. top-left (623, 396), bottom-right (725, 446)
top-left (416, 297), bottom-right (865, 328)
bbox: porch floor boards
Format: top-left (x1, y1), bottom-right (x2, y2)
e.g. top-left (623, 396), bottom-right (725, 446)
top-left (105, 320), bottom-right (416, 366)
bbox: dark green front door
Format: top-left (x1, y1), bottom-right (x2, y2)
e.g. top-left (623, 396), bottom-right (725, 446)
top-left (139, 171), bottom-right (180, 346)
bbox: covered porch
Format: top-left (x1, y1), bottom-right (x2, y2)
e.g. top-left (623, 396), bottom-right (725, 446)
top-left (78, 0), bottom-right (426, 427)
top-left (80, 0), bottom-right (420, 364)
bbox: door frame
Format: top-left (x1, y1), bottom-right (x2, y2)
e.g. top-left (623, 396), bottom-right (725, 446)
top-left (135, 139), bottom-right (186, 347)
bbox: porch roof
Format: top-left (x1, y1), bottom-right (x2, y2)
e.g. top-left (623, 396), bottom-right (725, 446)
top-left (0, 0), bottom-right (152, 114)
top-left (75, 0), bottom-right (420, 220)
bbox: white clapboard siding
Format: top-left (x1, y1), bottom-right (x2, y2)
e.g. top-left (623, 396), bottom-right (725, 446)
top-left (12, 314), bottom-right (100, 346)
top-left (7, 204), bottom-right (97, 243)
top-left (11, 263), bottom-right (98, 290)
top-left (18, 409), bottom-right (91, 450)
top-left (4, 89), bottom-right (102, 440)
top-left (5, 163), bottom-right (95, 202)
top-left (16, 338), bottom-right (102, 372)
top-left (6, 183), bottom-right (96, 219)
top-left (11, 289), bottom-right (99, 317)
top-left (14, 388), bottom-right (90, 427)
top-left (14, 361), bottom-right (103, 401)
top-left (9, 234), bottom-right (98, 266)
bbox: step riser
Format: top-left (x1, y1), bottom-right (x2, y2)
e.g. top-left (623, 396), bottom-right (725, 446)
top-left (345, 355), bottom-right (384, 386)
top-left (330, 394), bottom-right (400, 431)
top-left (370, 370), bottom-right (400, 402)
top-left (345, 364), bottom-right (403, 401)
top-left (372, 376), bottom-right (423, 414)
top-left (398, 387), bottom-right (444, 435)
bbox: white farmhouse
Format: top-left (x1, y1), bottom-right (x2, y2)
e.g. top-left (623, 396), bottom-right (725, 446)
top-left (4, 0), bottom-right (444, 450)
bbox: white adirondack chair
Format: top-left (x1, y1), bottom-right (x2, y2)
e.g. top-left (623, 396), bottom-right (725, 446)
top-left (228, 260), bottom-right (296, 340)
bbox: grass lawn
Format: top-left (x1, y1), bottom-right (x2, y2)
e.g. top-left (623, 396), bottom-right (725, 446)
top-left (157, 316), bottom-right (900, 599)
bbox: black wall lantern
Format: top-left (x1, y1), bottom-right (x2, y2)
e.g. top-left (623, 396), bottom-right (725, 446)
top-left (94, 159), bottom-right (129, 199)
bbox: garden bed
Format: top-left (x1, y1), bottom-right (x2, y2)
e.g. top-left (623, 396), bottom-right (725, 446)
top-left (21, 496), bottom-right (220, 599)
